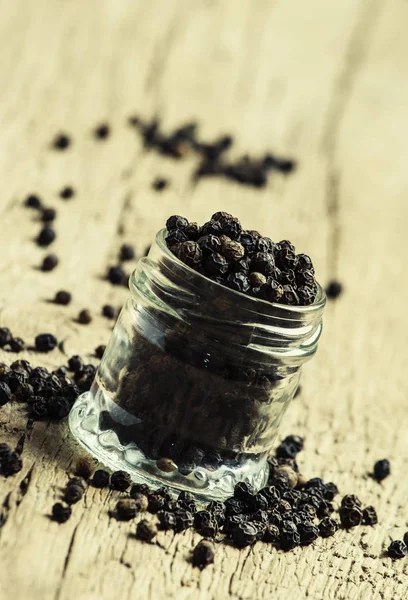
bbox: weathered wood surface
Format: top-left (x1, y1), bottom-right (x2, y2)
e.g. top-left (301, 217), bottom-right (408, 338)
top-left (1, 0), bottom-right (408, 598)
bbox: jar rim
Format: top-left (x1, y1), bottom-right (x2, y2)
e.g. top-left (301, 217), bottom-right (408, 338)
top-left (154, 228), bottom-right (326, 316)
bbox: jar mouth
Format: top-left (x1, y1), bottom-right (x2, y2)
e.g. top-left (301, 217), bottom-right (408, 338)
top-left (129, 229), bottom-right (326, 366)
top-left (154, 228), bottom-right (326, 318)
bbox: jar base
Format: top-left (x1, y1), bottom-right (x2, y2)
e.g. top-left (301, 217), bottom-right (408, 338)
top-left (69, 392), bottom-right (269, 501)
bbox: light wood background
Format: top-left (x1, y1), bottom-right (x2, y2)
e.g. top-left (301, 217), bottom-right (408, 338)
top-left (1, 1), bottom-right (408, 599)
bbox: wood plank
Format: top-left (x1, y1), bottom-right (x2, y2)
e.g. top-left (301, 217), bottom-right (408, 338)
top-left (1, 0), bottom-right (408, 598)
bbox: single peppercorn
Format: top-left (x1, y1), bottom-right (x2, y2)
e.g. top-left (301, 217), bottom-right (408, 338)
top-left (249, 272), bottom-right (266, 288)
top-left (119, 244), bottom-right (135, 261)
top-left (67, 477), bottom-right (87, 491)
top-left (276, 435), bottom-right (304, 459)
top-left (388, 540), bottom-right (407, 560)
top-left (166, 215), bottom-right (189, 231)
top-left (25, 194), bottom-right (42, 209)
top-left (37, 226), bottom-right (56, 247)
top-left (41, 254), bottom-right (59, 272)
top-left (110, 470), bottom-right (131, 492)
top-left (54, 290), bottom-right (72, 305)
top-left (172, 241), bottom-right (203, 269)
top-left (373, 459), bottom-right (390, 482)
top-left (51, 503), bottom-right (72, 523)
top-left (95, 345), bottom-right (106, 359)
top-left (116, 498), bottom-right (137, 521)
top-left (298, 521), bottom-right (319, 545)
top-left (204, 252), bottom-right (228, 277)
top-left (192, 540), bottom-right (215, 569)
top-left (35, 333), bottom-right (57, 353)
top-left (136, 519), bottom-right (158, 542)
top-left (221, 240), bottom-right (245, 262)
top-left (41, 207), bottom-right (56, 223)
top-left (263, 523), bottom-right (280, 543)
top-left (9, 337), bottom-right (25, 353)
top-left (152, 177), bottom-right (168, 191)
top-left (318, 517), bottom-right (339, 538)
top-left (339, 506), bottom-right (363, 529)
top-left (403, 532), bottom-right (408, 547)
top-left (325, 280), bottom-right (343, 299)
top-left (59, 186), bottom-right (74, 199)
top-left (64, 484), bottom-right (84, 505)
top-left (53, 133), bottom-right (71, 150)
top-left (157, 511), bottom-right (177, 530)
top-left (74, 456), bottom-right (95, 480)
top-left (362, 506), bottom-right (378, 526)
top-left (94, 123), bottom-right (110, 139)
top-left (156, 457), bottom-right (177, 473)
top-left (78, 309), bottom-right (92, 325)
top-left (130, 483), bottom-right (151, 497)
top-left (91, 470), bottom-right (110, 488)
top-left (231, 521), bottom-right (259, 547)
top-left (0, 446), bottom-right (22, 477)
top-left (0, 327), bottom-right (13, 347)
top-left (107, 265), bottom-right (126, 286)
top-left (68, 355), bottom-right (83, 373)
top-left (341, 495), bottom-right (362, 510)
top-left (102, 304), bottom-right (116, 319)
top-left (279, 525), bottom-right (300, 551)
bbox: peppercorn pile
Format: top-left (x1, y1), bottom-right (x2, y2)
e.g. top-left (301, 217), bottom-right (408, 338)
top-left (0, 357), bottom-right (95, 422)
top-left (46, 436), bottom-right (397, 567)
top-left (165, 212), bottom-right (318, 306)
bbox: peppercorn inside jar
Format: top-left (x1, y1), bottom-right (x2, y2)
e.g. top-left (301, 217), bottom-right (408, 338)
top-left (70, 214), bottom-right (326, 500)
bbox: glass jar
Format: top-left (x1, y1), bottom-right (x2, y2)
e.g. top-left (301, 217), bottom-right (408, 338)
top-left (69, 230), bottom-right (326, 500)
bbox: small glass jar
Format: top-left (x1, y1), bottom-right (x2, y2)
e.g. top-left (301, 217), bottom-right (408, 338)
top-left (69, 230), bottom-right (326, 500)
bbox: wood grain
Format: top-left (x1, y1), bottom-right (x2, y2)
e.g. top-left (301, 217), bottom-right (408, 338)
top-left (1, 1), bottom-right (408, 599)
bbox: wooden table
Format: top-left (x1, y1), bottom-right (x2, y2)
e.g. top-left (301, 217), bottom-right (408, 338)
top-left (1, 1), bottom-right (407, 598)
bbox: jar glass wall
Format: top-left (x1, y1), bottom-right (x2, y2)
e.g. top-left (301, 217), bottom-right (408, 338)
top-left (69, 230), bottom-right (326, 500)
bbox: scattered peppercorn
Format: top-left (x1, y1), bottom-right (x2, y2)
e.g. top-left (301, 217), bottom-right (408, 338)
top-left (136, 519), bottom-right (157, 542)
top-left (74, 456), bottom-right (95, 480)
top-left (325, 280), bottom-right (343, 300)
top-left (110, 470), bottom-right (131, 492)
top-left (41, 254), bottom-right (59, 272)
top-left (78, 309), bottom-right (92, 325)
top-left (41, 207), bottom-right (56, 223)
top-left (91, 469), bottom-right (110, 488)
top-left (59, 186), bottom-right (74, 200)
top-left (373, 459), bottom-right (390, 482)
top-left (68, 355), bottom-right (83, 373)
top-left (192, 540), bottom-right (215, 569)
top-left (388, 540), bottom-right (407, 560)
top-left (116, 498), bottom-right (137, 520)
top-left (52, 133), bottom-right (71, 150)
top-left (54, 290), bottom-right (72, 305)
top-left (362, 506), bottom-right (378, 526)
top-left (25, 194), bottom-right (42, 209)
top-left (119, 244), bottom-right (135, 261)
top-left (35, 333), bottom-right (58, 353)
top-left (318, 517), bottom-right (339, 538)
top-left (339, 506), bottom-right (363, 529)
top-left (152, 177), bottom-right (168, 191)
top-left (51, 503), bottom-right (72, 523)
top-left (0, 382), bottom-right (12, 406)
top-left (107, 265), bottom-right (126, 286)
top-left (102, 304), bottom-right (116, 319)
top-left (95, 345), bottom-right (106, 359)
top-left (94, 123), bottom-right (110, 140)
top-left (0, 444), bottom-right (23, 476)
top-left (64, 484), bottom-right (84, 505)
top-left (37, 226), bottom-right (56, 247)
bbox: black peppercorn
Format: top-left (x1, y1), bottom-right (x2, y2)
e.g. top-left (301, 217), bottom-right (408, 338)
top-left (373, 459), bottom-right (390, 482)
top-left (279, 524), bottom-right (300, 551)
top-left (91, 469), bottom-right (110, 488)
top-left (95, 345), bottom-right (106, 359)
top-left (102, 304), bottom-right (116, 319)
top-left (78, 309), bottom-right (92, 325)
top-left (323, 482), bottom-right (339, 501)
top-left (325, 280), bottom-right (343, 300)
top-left (25, 194), bottom-right (42, 209)
top-left (64, 484), bottom-right (84, 505)
top-left (197, 234), bottom-right (222, 255)
top-left (340, 494), bottom-right (362, 509)
top-left (204, 252), bottom-right (228, 276)
top-left (0, 382), bottom-right (12, 406)
top-left (221, 240), bottom-right (245, 262)
top-left (130, 483), bottom-right (151, 497)
top-left (116, 498), bottom-right (137, 521)
top-left (136, 519), bottom-right (158, 542)
top-left (174, 508), bottom-right (194, 532)
top-left (0, 327), bottom-right (13, 347)
top-left (157, 510), bottom-right (177, 530)
top-left (68, 355), bottom-right (83, 373)
top-left (94, 123), bottom-right (110, 139)
top-left (362, 506), bottom-right (378, 526)
top-left (152, 177), bottom-right (168, 191)
top-left (226, 272), bottom-right (250, 293)
top-left (52, 503), bottom-right (72, 523)
top-left (60, 186), bottom-right (75, 200)
top-left (41, 207), bottom-right (56, 223)
top-left (184, 222), bottom-right (200, 240)
top-left (403, 532), bottom-right (408, 547)
top-left (249, 272), bottom-right (266, 288)
top-left (388, 540), bottom-right (407, 560)
top-left (37, 226), bottom-right (56, 247)
top-left (318, 517), bottom-right (339, 538)
top-left (110, 470), bottom-right (131, 492)
top-left (40, 254), bottom-right (59, 272)
top-left (53, 134), bottom-right (71, 150)
top-left (339, 506), bottom-right (363, 528)
top-left (192, 540), bottom-right (215, 569)
top-left (231, 521), bottom-right (259, 547)
top-left (172, 241), bottom-right (203, 269)
top-left (297, 521), bottom-right (319, 545)
top-left (276, 435), bottom-right (304, 459)
top-left (54, 290), bottom-right (72, 305)
top-left (107, 266), bottom-right (126, 286)
top-left (67, 477), bottom-right (87, 491)
top-left (0, 445), bottom-right (22, 477)
top-left (260, 280), bottom-right (284, 303)
top-left (166, 215), bottom-right (189, 231)
top-left (35, 333), bottom-right (57, 353)
top-left (262, 523), bottom-right (280, 543)
top-left (9, 337), bottom-right (25, 353)
top-left (119, 244), bottom-right (135, 261)
top-left (74, 456), bottom-right (95, 480)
